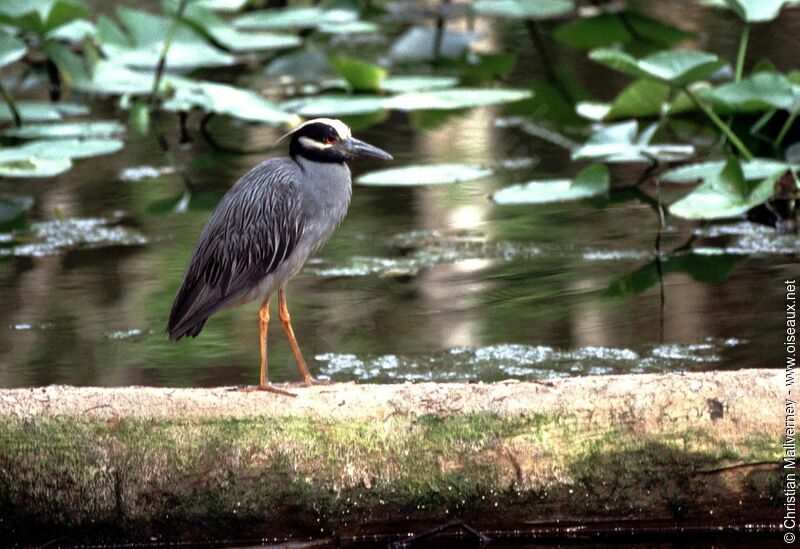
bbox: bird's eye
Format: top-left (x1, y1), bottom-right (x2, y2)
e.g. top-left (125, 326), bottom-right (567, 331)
top-left (323, 135), bottom-right (336, 145)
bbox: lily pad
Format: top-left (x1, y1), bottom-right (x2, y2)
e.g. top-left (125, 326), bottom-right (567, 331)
top-left (589, 48), bottom-right (726, 86)
top-left (164, 0), bottom-right (301, 52)
top-left (234, 6), bottom-right (358, 30)
top-left (1, 138), bottom-right (124, 160)
top-left (669, 157), bottom-right (782, 219)
top-left (5, 120), bottom-right (126, 139)
top-left (0, 137), bottom-right (125, 178)
top-left (97, 8), bottom-right (234, 69)
top-left (662, 158), bottom-right (791, 183)
top-left (710, 71), bottom-right (799, 112)
top-left (572, 120), bottom-right (694, 163)
top-left (384, 88), bottom-right (532, 111)
top-left (379, 75), bottom-right (460, 94)
top-left (318, 20), bottom-right (379, 35)
top-left (0, 156), bottom-right (73, 178)
top-left (472, 0), bottom-right (574, 20)
top-left (281, 94), bottom-right (386, 117)
top-left (492, 163), bottom-right (609, 204)
top-left (719, 0), bottom-right (788, 22)
top-left (161, 80), bottom-right (299, 125)
top-left (357, 164), bottom-right (493, 186)
top-left (327, 55), bottom-right (387, 92)
top-left (0, 101), bottom-right (88, 122)
top-left (193, 0), bottom-right (247, 11)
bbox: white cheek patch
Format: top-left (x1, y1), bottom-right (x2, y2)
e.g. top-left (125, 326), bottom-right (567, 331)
top-left (299, 135), bottom-right (332, 150)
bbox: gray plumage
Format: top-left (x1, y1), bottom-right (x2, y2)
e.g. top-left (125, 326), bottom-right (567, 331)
top-left (167, 116), bottom-right (391, 371)
top-left (167, 155), bottom-right (352, 340)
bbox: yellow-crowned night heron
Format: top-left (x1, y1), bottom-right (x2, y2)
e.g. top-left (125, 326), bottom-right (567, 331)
top-left (167, 118), bottom-right (392, 393)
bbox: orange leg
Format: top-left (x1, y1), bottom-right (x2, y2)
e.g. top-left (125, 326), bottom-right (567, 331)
top-left (279, 289), bottom-right (327, 385)
top-left (259, 297), bottom-right (269, 388)
top-left (247, 297), bottom-right (295, 397)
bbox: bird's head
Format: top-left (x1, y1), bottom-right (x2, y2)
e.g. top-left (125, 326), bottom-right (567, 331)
top-left (287, 118), bottom-right (393, 163)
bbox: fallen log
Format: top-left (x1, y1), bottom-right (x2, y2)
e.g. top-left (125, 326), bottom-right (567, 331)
top-left (0, 370), bottom-right (782, 545)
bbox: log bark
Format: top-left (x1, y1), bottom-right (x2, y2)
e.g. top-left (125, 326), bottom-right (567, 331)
top-left (0, 370), bottom-right (782, 545)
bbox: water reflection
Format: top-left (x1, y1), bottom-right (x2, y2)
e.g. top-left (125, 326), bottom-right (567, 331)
top-left (0, 3), bottom-right (797, 388)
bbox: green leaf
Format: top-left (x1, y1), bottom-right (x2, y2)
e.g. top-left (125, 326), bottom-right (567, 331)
top-left (0, 101), bottom-right (88, 122)
top-left (723, 0), bottom-right (788, 22)
top-left (472, 0), bottom-right (574, 20)
top-left (448, 52), bottom-right (518, 86)
top-left (327, 55), bottom-right (387, 92)
top-left (555, 12), bottom-right (693, 51)
top-left (1, 138), bottom-right (124, 160)
top-left (100, 8), bottom-right (235, 69)
top-left (712, 157), bottom-right (748, 199)
top-left (589, 48), bottom-right (726, 86)
top-left (710, 71), bottom-right (799, 112)
top-left (42, 0), bottom-right (88, 33)
top-left (282, 88), bottom-right (532, 116)
top-left (161, 80), bottom-right (299, 126)
top-left (0, 0), bottom-right (88, 35)
top-left (318, 20), bottom-right (379, 35)
top-left (492, 163), bottom-right (609, 204)
top-left (383, 88), bottom-right (532, 111)
top-left (46, 18), bottom-right (96, 41)
top-left (505, 80), bottom-right (584, 125)
top-left (234, 6), bottom-right (359, 30)
top-left (164, 0), bottom-right (301, 52)
top-left (577, 79), bottom-right (697, 121)
top-left (357, 164), bottom-right (493, 186)
top-left (0, 156), bottom-right (72, 178)
top-left (0, 32), bottom-right (27, 68)
top-left (608, 79), bottom-right (671, 119)
top-left (192, 0), bottom-right (248, 11)
top-left (669, 159), bottom-right (783, 219)
top-left (379, 76), bottom-right (459, 94)
top-left (662, 158), bottom-right (791, 183)
top-left (281, 95), bottom-right (387, 117)
top-left (0, 137), bottom-right (119, 177)
top-left (5, 120), bottom-right (126, 139)
top-left (572, 120), bottom-right (694, 163)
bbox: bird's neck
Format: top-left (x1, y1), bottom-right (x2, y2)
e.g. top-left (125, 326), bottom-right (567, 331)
top-left (295, 155), bottom-right (351, 185)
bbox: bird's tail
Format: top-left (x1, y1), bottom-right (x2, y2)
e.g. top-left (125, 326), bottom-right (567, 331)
top-left (167, 316), bottom-right (208, 340)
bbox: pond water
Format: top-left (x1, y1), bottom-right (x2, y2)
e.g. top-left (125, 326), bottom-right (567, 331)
top-left (0, 2), bottom-right (797, 388)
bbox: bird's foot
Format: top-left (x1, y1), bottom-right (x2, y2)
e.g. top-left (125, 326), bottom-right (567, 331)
top-left (242, 384), bottom-right (297, 397)
top-left (303, 376), bottom-right (332, 387)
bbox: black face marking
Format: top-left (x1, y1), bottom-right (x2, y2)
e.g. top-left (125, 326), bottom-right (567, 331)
top-left (290, 122), bottom-right (346, 163)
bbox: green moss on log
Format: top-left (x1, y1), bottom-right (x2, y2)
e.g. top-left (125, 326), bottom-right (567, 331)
top-left (0, 411), bottom-right (779, 540)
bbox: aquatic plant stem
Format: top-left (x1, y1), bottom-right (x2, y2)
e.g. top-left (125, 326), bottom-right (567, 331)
top-left (0, 81), bottom-right (21, 127)
top-left (775, 104), bottom-right (800, 149)
top-left (149, 0), bottom-right (188, 111)
top-left (734, 24), bottom-right (749, 82)
top-left (683, 87), bottom-right (754, 160)
top-left (147, 0), bottom-right (194, 196)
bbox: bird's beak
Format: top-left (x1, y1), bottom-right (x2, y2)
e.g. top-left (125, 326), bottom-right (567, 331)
top-left (340, 137), bottom-right (393, 160)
